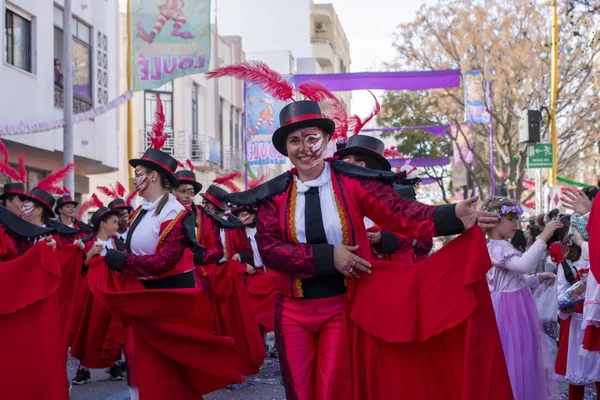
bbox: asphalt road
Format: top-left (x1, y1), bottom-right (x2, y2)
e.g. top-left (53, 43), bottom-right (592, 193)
top-left (68, 356), bottom-right (285, 400)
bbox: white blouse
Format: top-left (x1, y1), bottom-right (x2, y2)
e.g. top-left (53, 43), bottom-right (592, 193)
top-left (129, 194), bottom-right (183, 257)
top-left (293, 163), bottom-right (343, 246)
top-left (95, 237), bottom-right (115, 257)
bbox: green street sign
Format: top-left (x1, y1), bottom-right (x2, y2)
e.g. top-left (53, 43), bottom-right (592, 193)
top-left (526, 143), bottom-right (553, 169)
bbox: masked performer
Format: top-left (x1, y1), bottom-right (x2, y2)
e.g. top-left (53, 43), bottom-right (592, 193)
top-left (87, 96), bottom-right (242, 400)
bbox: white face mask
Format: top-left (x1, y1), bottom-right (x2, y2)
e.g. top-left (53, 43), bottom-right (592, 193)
top-left (22, 201), bottom-right (34, 220)
top-left (134, 166), bottom-right (150, 195)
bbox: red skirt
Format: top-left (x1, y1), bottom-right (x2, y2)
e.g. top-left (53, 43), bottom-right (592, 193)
top-left (0, 243), bottom-right (69, 399)
top-left (55, 244), bottom-right (84, 350)
top-left (208, 259), bottom-right (265, 375)
top-left (70, 274), bottom-right (125, 368)
top-left (329, 228), bottom-right (514, 400)
top-left (87, 258), bottom-right (243, 399)
top-left (247, 268), bottom-right (276, 333)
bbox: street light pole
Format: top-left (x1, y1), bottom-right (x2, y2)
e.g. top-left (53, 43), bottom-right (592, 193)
top-left (63, 0), bottom-right (74, 194)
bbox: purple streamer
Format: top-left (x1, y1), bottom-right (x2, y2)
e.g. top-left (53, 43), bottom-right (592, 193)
top-left (294, 70), bottom-right (461, 91)
top-left (421, 178), bottom-right (436, 185)
top-left (388, 157), bottom-right (450, 168)
top-left (362, 125), bottom-right (450, 138)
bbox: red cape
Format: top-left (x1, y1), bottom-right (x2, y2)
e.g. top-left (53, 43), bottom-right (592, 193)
top-left (329, 228), bottom-right (514, 400)
top-left (208, 259), bottom-right (265, 375)
top-left (55, 244), bottom-right (84, 350)
top-left (0, 240), bottom-right (69, 399)
top-left (583, 195), bottom-right (600, 352)
top-left (247, 268), bottom-right (276, 333)
top-left (87, 258), bottom-right (243, 399)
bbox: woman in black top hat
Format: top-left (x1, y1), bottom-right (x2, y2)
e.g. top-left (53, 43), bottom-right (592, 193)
top-left (55, 194), bottom-right (94, 234)
top-left (1, 182), bottom-right (26, 217)
top-left (209, 61), bottom-right (499, 400)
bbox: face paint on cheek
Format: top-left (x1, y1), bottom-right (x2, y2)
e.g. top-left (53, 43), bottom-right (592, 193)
top-left (134, 172), bottom-right (150, 194)
top-left (22, 201), bottom-right (34, 220)
top-left (302, 131), bottom-right (325, 169)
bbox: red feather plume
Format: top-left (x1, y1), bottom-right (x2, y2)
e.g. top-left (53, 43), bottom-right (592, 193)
top-left (349, 90), bottom-right (381, 135)
top-left (384, 146), bottom-right (403, 158)
top-left (177, 160), bottom-right (186, 169)
top-left (549, 242), bottom-right (565, 265)
top-left (150, 93), bottom-right (168, 150)
top-left (206, 61), bottom-right (295, 102)
top-left (186, 159), bottom-right (194, 172)
top-left (125, 190), bottom-right (138, 206)
top-left (17, 152), bottom-right (26, 183)
top-left (115, 182), bottom-right (127, 198)
top-left (214, 171), bottom-right (242, 193)
top-left (97, 185), bottom-right (119, 200)
top-left (37, 163), bottom-right (75, 195)
top-left (77, 193), bottom-right (104, 221)
top-left (249, 175), bottom-right (267, 189)
top-left (63, 186), bottom-right (71, 196)
top-left (0, 140), bottom-right (22, 182)
top-left (297, 80), bottom-right (349, 141)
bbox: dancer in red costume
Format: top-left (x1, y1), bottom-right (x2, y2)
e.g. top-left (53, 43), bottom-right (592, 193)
top-left (70, 203), bottom-right (127, 384)
top-left (231, 203), bottom-right (277, 344)
top-left (221, 99), bottom-right (504, 400)
top-left (21, 165), bottom-right (86, 356)
top-left (54, 194), bottom-right (94, 235)
top-left (88, 97), bottom-right (242, 400)
top-left (99, 182), bottom-right (137, 242)
top-left (200, 182), bottom-right (265, 377)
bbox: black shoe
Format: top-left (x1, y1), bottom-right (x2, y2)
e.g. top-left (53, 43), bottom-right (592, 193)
top-left (109, 365), bottom-right (125, 381)
top-left (72, 369), bottom-right (91, 385)
top-left (116, 360), bottom-right (127, 373)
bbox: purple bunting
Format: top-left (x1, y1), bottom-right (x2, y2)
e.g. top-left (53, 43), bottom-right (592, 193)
top-left (388, 157), bottom-right (450, 167)
top-left (362, 125), bottom-right (450, 138)
top-left (294, 70), bottom-right (461, 91)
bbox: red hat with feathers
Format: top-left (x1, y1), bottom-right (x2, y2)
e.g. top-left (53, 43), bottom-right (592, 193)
top-left (128, 94), bottom-right (179, 188)
top-left (200, 172), bottom-right (242, 209)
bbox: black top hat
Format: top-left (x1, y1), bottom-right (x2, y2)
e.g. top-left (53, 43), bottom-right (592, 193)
top-left (175, 170), bottom-right (203, 195)
top-left (108, 198), bottom-right (133, 213)
top-left (0, 182), bottom-right (26, 201)
top-left (54, 195), bottom-right (79, 214)
top-left (91, 206), bottom-right (120, 230)
top-left (272, 100), bottom-right (335, 156)
top-left (200, 185), bottom-right (229, 209)
top-left (336, 141), bottom-right (347, 152)
top-left (21, 187), bottom-right (56, 218)
top-left (231, 205), bottom-right (257, 216)
top-left (129, 148), bottom-right (178, 188)
top-left (334, 135), bottom-right (391, 171)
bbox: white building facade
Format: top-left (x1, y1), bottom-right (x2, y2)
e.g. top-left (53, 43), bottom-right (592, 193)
top-left (0, 0), bottom-right (120, 202)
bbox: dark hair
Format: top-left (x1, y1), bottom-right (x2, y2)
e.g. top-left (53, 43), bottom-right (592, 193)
top-left (511, 229), bottom-right (527, 252)
top-left (142, 167), bottom-right (174, 216)
top-left (349, 154), bottom-right (380, 170)
top-left (582, 186), bottom-right (599, 201)
top-left (481, 196), bottom-right (519, 214)
top-left (528, 224), bottom-right (542, 241)
top-left (536, 214), bottom-right (546, 228)
top-left (545, 209), bottom-right (560, 224)
top-left (546, 214), bottom-right (571, 249)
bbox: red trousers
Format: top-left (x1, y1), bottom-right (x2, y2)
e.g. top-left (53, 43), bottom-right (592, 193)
top-left (275, 294), bottom-right (344, 400)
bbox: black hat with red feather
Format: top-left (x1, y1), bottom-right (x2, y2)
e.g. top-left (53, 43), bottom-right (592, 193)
top-left (21, 164), bottom-right (76, 219)
top-left (97, 182), bottom-right (136, 213)
top-left (175, 159), bottom-right (202, 195)
top-left (54, 194), bottom-right (78, 214)
top-left (0, 140), bottom-right (27, 201)
top-left (128, 94), bottom-right (178, 188)
top-left (200, 172), bottom-right (241, 209)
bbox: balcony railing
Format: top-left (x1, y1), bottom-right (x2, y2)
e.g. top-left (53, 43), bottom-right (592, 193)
top-left (54, 87), bottom-right (93, 113)
top-left (221, 145), bottom-right (244, 172)
top-left (140, 128), bottom-right (175, 156)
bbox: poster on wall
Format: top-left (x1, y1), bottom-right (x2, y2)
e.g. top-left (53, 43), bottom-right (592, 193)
top-left (244, 77), bottom-right (292, 165)
top-left (463, 70), bottom-right (490, 124)
top-left (451, 124), bottom-right (475, 164)
top-left (130, 0), bottom-right (211, 91)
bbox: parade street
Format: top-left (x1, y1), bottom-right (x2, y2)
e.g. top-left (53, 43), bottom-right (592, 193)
top-left (68, 357), bottom-right (286, 400)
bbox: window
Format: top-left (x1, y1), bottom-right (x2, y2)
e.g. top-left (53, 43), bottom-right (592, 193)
top-left (54, 6), bottom-right (92, 106)
top-left (340, 60), bottom-right (347, 73)
top-left (5, 9), bottom-right (32, 72)
top-left (144, 85), bottom-right (174, 155)
top-left (97, 31), bottom-right (108, 104)
top-left (191, 84), bottom-right (198, 137)
top-left (233, 109), bottom-right (240, 151)
top-left (219, 97), bottom-right (224, 141)
top-left (229, 104), bottom-right (234, 149)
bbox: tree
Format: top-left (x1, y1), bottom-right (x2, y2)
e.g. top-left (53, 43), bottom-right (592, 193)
top-left (382, 0), bottom-right (600, 201)
top-left (378, 90), bottom-right (453, 203)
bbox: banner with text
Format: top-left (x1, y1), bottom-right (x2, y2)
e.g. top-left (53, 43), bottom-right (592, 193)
top-left (244, 77), bottom-right (293, 165)
top-left (451, 124), bottom-right (475, 164)
top-left (463, 70), bottom-right (490, 124)
top-left (130, 0), bottom-right (211, 91)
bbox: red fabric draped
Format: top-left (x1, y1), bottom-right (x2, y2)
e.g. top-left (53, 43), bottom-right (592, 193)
top-left (87, 257), bottom-right (243, 399)
top-left (207, 259), bottom-right (265, 376)
top-left (55, 244), bottom-right (84, 350)
top-left (582, 196), bottom-right (600, 352)
top-left (70, 272), bottom-right (125, 368)
top-left (328, 228), bottom-right (513, 400)
top-left (247, 268), bottom-right (277, 332)
top-left (0, 240), bottom-right (69, 400)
